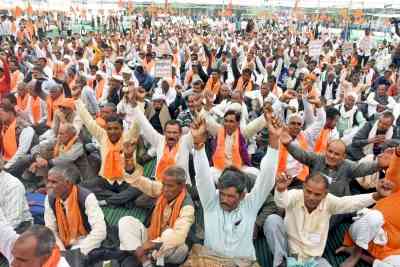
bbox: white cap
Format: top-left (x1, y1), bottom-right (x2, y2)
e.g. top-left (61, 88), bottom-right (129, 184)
top-left (151, 92), bottom-right (166, 101)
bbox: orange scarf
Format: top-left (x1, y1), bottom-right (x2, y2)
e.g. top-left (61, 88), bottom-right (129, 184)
top-left (235, 76), bottom-right (253, 92)
top-left (96, 117), bottom-right (107, 129)
top-left (54, 185), bottom-right (88, 247)
top-left (1, 119), bottom-right (17, 161)
top-left (148, 189), bottom-right (186, 241)
top-left (156, 143), bottom-right (180, 181)
top-left (31, 96), bottom-right (42, 124)
top-left (205, 78), bottom-right (221, 95)
top-left (16, 94), bottom-right (29, 111)
top-left (54, 135), bottom-right (78, 157)
top-left (172, 53), bottom-right (179, 67)
top-left (212, 128), bottom-right (242, 171)
top-left (277, 133), bottom-right (309, 181)
top-left (314, 128), bottom-right (330, 153)
top-left (42, 246), bottom-right (61, 267)
top-left (11, 70), bottom-right (22, 92)
top-left (103, 138), bottom-right (124, 181)
top-left (46, 95), bottom-right (63, 127)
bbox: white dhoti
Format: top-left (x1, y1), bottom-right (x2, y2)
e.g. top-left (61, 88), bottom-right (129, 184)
top-left (118, 216), bottom-right (188, 264)
top-left (349, 209), bottom-right (400, 267)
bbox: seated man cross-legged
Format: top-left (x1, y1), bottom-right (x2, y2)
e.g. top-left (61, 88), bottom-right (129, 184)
top-left (118, 166), bottom-right (194, 267)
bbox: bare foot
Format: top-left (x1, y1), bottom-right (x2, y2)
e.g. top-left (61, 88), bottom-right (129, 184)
top-left (339, 246), bottom-right (362, 267)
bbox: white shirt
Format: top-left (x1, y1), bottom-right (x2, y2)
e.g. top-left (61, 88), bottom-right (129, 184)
top-left (0, 171), bottom-right (32, 229)
top-left (132, 107), bottom-right (193, 184)
top-left (275, 189), bottom-right (376, 262)
top-left (4, 125), bottom-right (35, 169)
top-left (366, 93), bottom-right (396, 117)
top-left (44, 192), bottom-right (107, 255)
top-left (0, 209), bottom-right (70, 267)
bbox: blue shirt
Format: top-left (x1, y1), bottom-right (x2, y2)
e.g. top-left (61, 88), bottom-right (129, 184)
top-left (193, 147), bottom-right (279, 260)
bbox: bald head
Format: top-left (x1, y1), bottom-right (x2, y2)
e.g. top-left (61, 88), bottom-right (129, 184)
top-left (325, 139), bottom-right (347, 168)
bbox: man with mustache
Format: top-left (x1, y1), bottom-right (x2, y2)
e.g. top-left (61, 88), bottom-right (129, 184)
top-left (265, 172), bottom-right (393, 267)
top-left (181, 112), bottom-right (281, 267)
top-left (131, 94), bottom-right (193, 183)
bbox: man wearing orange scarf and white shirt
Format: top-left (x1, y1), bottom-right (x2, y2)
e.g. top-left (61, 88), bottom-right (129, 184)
top-left (75, 99), bottom-right (144, 207)
top-left (202, 99), bottom-right (270, 183)
top-left (0, 103), bottom-right (35, 177)
top-left (118, 166), bottom-right (194, 267)
top-left (26, 80), bottom-right (48, 128)
top-left (44, 164), bottom-right (106, 266)
top-left (276, 96), bottom-right (326, 188)
top-left (313, 107), bottom-right (340, 154)
top-left (0, 208), bottom-right (70, 267)
top-left (131, 98), bottom-right (193, 183)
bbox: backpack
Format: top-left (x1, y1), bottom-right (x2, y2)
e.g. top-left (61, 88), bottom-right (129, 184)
top-left (26, 192), bottom-right (46, 225)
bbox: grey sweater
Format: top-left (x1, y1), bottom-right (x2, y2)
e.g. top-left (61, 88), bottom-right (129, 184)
top-left (287, 143), bottom-right (380, 196)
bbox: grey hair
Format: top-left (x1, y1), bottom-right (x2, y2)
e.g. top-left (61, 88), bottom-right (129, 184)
top-left (60, 122), bottom-right (77, 136)
top-left (287, 112), bottom-right (304, 126)
top-left (19, 225), bottom-right (56, 257)
top-left (100, 102), bottom-right (117, 112)
top-left (163, 166), bottom-right (187, 184)
top-left (48, 164), bottom-right (81, 184)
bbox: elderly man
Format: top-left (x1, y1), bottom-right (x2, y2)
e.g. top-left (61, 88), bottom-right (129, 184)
top-left (0, 157), bottom-right (33, 233)
top-left (45, 164), bottom-right (107, 266)
top-left (42, 82), bottom-right (65, 129)
top-left (279, 129), bottom-right (391, 197)
top-left (118, 166), bottom-right (194, 267)
top-left (366, 84), bottom-right (396, 118)
top-left (24, 123), bottom-right (94, 189)
top-left (181, 114), bottom-right (280, 267)
top-left (145, 93), bottom-right (172, 135)
top-left (335, 93), bottom-right (366, 143)
top-left (265, 172), bottom-right (393, 267)
top-left (0, 212), bottom-right (70, 267)
top-left (0, 103), bottom-right (36, 177)
top-left (337, 147), bottom-right (400, 267)
top-left (347, 112), bottom-right (400, 161)
top-left (276, 96), bottom-right (325, 186)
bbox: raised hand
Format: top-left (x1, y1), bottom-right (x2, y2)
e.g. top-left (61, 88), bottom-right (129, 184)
top-left (275, 172), bottom-right (293, 192)
top-left (191, 118), bottom-right (207, 150)
top-left (307, 95), bottom-right (322, 108)
top-left (266, 111), bottom-right (283, 149)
